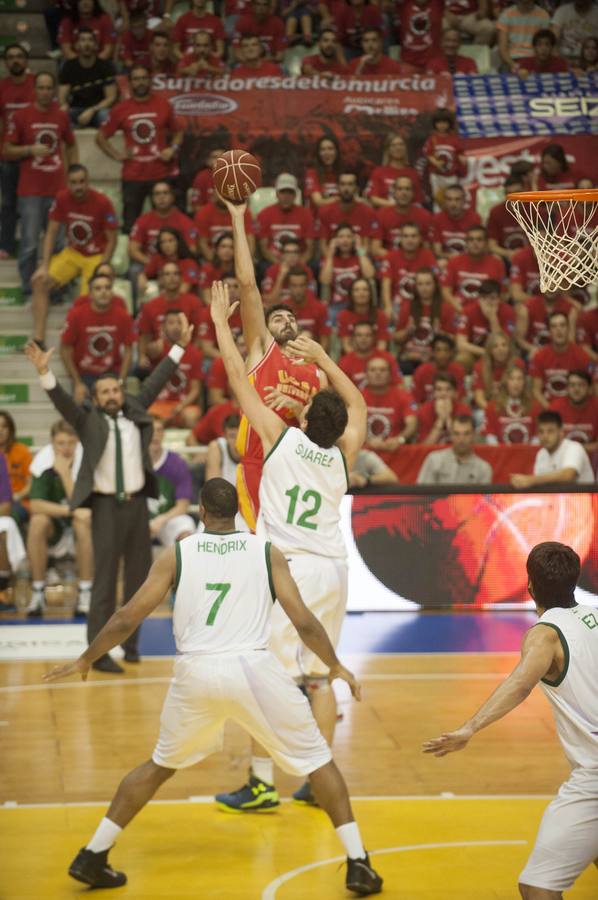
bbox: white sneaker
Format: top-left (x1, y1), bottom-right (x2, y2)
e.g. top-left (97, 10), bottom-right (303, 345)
top-left (74, 590), bottom-right (91, 617)
top-left (26, 591), bottom-right (45, 618)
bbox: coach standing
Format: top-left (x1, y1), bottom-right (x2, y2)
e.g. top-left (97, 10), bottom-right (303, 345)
top-left (24, 314), bottom-right (193, 674)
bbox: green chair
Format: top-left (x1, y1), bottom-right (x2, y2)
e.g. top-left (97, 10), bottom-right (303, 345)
top-left (111, 235), bottom-right (130, 277)
top-left (283, 45), bottom-right (312, 76)
top-left (476, 186), bottom-right (505, 224)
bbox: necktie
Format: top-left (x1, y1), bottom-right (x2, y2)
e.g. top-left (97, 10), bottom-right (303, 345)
top-left (113, 416), bottom-right (125, 502)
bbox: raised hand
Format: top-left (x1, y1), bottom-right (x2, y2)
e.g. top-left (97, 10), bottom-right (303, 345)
top-left (216, 191), bottom-right (247, 218)
top-left (210, 280), bottom-right (239, 324)
top-left (24, 340), bottom-right (54, 375)
top-left (286, 335), bottom-right (326, 365)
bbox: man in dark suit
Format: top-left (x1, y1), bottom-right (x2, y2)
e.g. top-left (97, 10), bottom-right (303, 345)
top-left (25, 314), bottom-right (194, 673)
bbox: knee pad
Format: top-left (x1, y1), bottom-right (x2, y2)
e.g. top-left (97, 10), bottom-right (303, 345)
top-left (304, 675), bottom-right (331, 696)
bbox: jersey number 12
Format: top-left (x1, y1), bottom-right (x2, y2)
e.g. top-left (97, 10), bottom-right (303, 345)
top-left (285, 485), bottom-right (322, 530)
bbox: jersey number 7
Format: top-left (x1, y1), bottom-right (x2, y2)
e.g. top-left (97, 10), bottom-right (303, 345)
top-left (205, 583), bottom-right (231, 625)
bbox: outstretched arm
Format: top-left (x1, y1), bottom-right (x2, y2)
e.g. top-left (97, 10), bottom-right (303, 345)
top-left (25, 340), bottom-right (86, 429)
top-left (270, 544), bottom-right (361, 698)
top-left (422, 625), bottom-right (559, 756)
top-left (220, 195), bottom-right (271, 361)
top-left (43, 550), bottom-right (176, 682)
top-left (210, 281), bottom-right (284, 456)
top-left (286, 335), bottom-right (367, 469)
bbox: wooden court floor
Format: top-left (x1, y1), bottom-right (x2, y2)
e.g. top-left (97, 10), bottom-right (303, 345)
top-left (1, 653), bottom-right (597, 898)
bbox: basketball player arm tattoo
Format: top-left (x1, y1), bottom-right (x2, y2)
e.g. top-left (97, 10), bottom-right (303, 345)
top-left (42, 550), bottom-right (177, 682)
top-left (210, 281), bottom-right (284, 455)
top-left (287, 335), bottom-right (368, 468)
top-left (422, 626), bottom-right (559, 757)
top-left (269, 545), bottom-right (362, 700)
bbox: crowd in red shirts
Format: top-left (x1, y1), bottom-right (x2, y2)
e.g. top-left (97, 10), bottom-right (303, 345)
top-left (0, 1), bottom-right (596, 466)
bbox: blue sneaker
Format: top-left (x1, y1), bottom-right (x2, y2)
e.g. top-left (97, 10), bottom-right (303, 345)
top-left (215, 772), bottom-right (280, 813)
top-left (292, 780), bottom-right (318, 806)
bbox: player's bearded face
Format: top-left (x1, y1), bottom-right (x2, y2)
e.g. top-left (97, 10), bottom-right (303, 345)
top-left (268, 313), bottom-right (298, 344)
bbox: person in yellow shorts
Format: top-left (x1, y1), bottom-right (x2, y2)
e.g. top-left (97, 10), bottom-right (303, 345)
top-left (31, 163), bottom-right (118, 348)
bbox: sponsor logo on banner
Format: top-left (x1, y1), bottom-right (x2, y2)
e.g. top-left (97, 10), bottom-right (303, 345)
top-left (171, 93), bottom-right (238, 116)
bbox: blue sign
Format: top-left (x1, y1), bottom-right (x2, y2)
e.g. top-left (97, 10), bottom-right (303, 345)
top-left (454, 72), bottom-right (598, 139)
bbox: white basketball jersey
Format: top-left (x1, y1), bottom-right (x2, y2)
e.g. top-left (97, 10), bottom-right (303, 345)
top-left (537, 605), bottom-right (598, 770)
top-left (173, 532), bottom-right (275, 654)
top-left (258, 427), bottom-right (348, 558)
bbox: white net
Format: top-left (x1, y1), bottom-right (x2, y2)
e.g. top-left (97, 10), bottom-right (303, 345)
top-left (506, 195), bottom-right (598, 293)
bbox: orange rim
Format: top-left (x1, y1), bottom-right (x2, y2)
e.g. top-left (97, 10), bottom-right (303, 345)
top-left (506, 189), bottom-right (598, 203)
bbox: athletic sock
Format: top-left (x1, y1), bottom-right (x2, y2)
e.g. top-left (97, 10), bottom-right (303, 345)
top-left (86, 817), bottom-right (123, 853)
top-left (336, 822), bottom-right (366, 860)
top-left (78, 580), bottom-right (92, 592)
top-left (32, 581), bottom-right (45, 593)
top-left (251, 756), bottom-right (274, 785)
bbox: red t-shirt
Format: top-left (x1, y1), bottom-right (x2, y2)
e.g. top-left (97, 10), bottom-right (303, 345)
top-left (49, 188), bottom-right (117, 256)
top-left (417, 399), bottom-right (472, 443)
top-left (339, 350), bottom-right (400, 391)
top-left (256, 204), bottom-right (315, 252)
top-left (74, 291), bottom-right (128, 311)
top-left (432, 208), bottom-right (481, 254)
top-left (120, 30), bottom-right (151, 67)
top-left (173, 11), bottom-right (225, 51)
top-left (317, 200), bottom-right (379, 241)
top-left (525, 295), bottom-right (572, 347)
top-left (144, 255), bottom-right (200, 287)
top-left (362, 386), bottom-right (416, 440)
top-left (261, 261), bottom-right (314, 301)
top-left (487, 201), bottom-right (527, 251)
top-left (153, 342), bottom-right (204, 402)
top-left (529, 344), bottom-right (593, 398)
top-left (536, 169), bottom-right (580, 193)
top-left (422, 132), bottom-right (464, 178)
top-left (394, 300), bottom-right (462, 358)
top-left (282, 294), bottom-right (331, 342)
top-left (137, 292), bottom-right (203, 339)
top-left (197, 261), bottom-right (233, 293)
top-left (510, 245), bottom-right (540, 296)
top-left (232, 61), bottom-right (283, 77)
top-left (576, 309), bottom-right (598, 353)
top-left (100, 95), bottom-right (181, 182)
top-left (337, 309), bottom-right (391, 344)
top-left (190, 167), bottom-right (215, 209)
top-left (301, 54), bottom-right (347, 75)
top-left (194, 202), bottom-right (255, 247)
top-left (376, 205), bottom-right (435, 248)
top-left (206, 356), bottom-right (229, 394)
top-left (471, 356), bottom-right (526, 395)
top-left (130, 208), bottom-right (198, 254)
top-left (443, 253), bottom-right (507, 303)
top-left (400, 0), bottom-right (443, 68)
top-left (517, 55), bottom-right (568, 74)
top-left (379, 247), bottom-right (438, 307)
top-left (0, 73), bottom-right (35, 153)
top-left (364, 165), bottom-right (424, 205)
top-left (427, 53), bottom-right (478, 74)
top-left (319, 254), bottom-right (362, 306)
top-left (412, 361), bottom-right (466, 404)
top-left (7, 103), bottom-right (75, 197)
top-left (58, 13), bottom-right (115, 52)
top-left (61, 302), bottom-right (135, 376)
top-left (483, 399), bottom-right (542, 444)
top-left (457, 300), bottom-right (516, 346)
top-left (234, 13), bottom-right (286, 55)
top-left (549, 396), bottom-right (598, 444)
top-left (334, 4), bottom-right (384, 51)
top-left (347, 56), bottom-right (404, 75)
top-left (176, 51), bottom-right (226, 74)
top-left (303, 166), bottom-right (339, 205)
top-left (192, 400), bottom-right (239, 444)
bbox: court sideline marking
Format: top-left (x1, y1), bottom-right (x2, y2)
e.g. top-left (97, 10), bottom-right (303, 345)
top-left (261, 841), bottom-right (529, 899)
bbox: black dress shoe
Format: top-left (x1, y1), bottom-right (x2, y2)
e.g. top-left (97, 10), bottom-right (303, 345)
top-left (69, 847), bottom-right (127, 888)
top-left (123, 649), bottom-right (140, 663)
top-left (92, 654), bottom-right (124, 674)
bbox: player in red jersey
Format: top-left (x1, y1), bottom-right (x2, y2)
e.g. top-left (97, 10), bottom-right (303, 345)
top-left (96, 65), bottom-right (183, 233)
top-left (0, 43), bottom-right (35, 260)
top-left (224, 195), bottom-right (324, 531)
top-left (31, 164), bottom-right (118, 347)
top-left (317, 171), bottom-right (378, 255)
top-left (549, 370), bottom-right (598, 452)
top-left (362, 356), bottom-right (417, 463)
top-left (172, 0), bottom-right (225, 58)
top-left (530, 312), bottom-right (594, 407)
top-left (432, 184), bottom-right (481, 265)
top-left (147, 309), bottom-right (204, 427)
top-left (339, 321), bottom-right (400, 390)
top-left (371, 176), bottom-right (434, 256)
top-left (60, 273), bottom-right (135, 402)
top-left (442, 225), bottom-right (506, 310)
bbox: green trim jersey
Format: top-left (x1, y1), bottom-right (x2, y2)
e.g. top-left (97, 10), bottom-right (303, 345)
top-left (258, 427), bottom-right (348, 559)
top-left (173, 531), bottom-right (275, 654)
top-left (537, 605), bottom-right (598, 770)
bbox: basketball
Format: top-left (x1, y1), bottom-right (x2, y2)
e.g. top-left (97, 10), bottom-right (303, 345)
top-left (213, 150), bottom-right (262, 203)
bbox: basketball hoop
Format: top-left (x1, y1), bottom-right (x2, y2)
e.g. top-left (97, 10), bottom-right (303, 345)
top-left (506, 189), bottom-right (598, 294)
